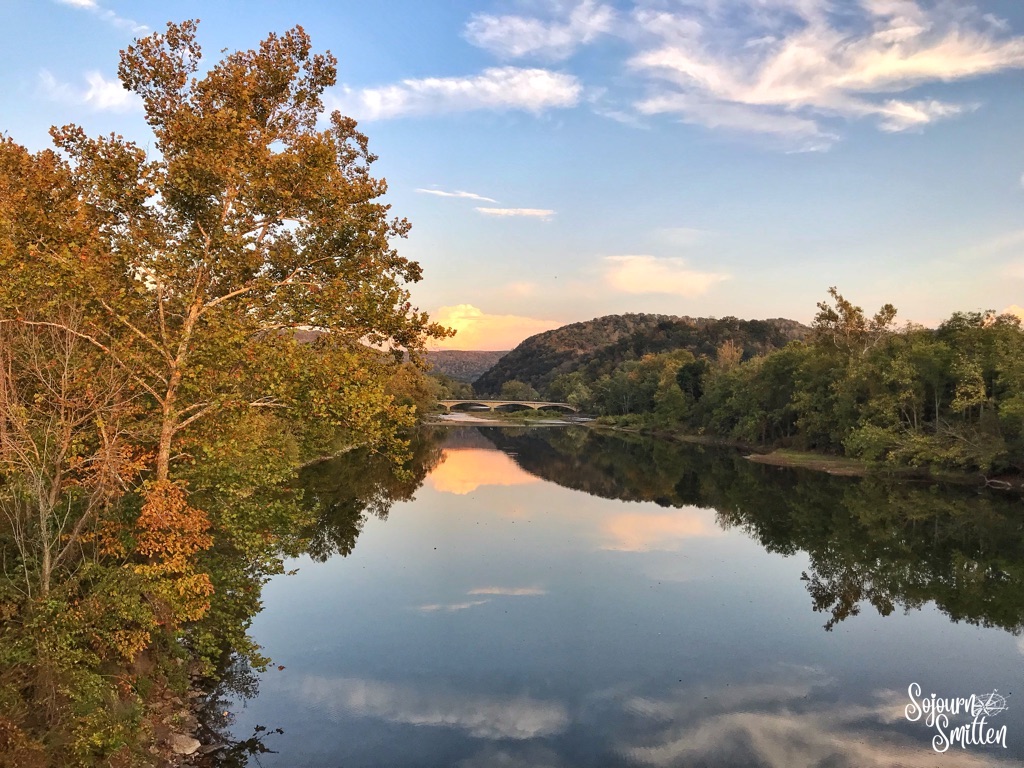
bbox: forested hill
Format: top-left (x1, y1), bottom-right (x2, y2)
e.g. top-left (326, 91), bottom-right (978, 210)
top-left (424, 350), bottom-right (508, 383)
top-left (473, 313), bottom-right (674, 395)
top-left (474, 313), bottom-right (809, 396)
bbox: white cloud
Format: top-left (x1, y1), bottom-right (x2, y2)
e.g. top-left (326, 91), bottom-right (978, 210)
top-left (53, 0), bottom-right (147, 33)
top-left (467, 587), bottom-right (547, 596)
top-left (417, 600), bottom-right (490, 612)
top-left (626, 0), bottom-right (1024, 147)
top-left (299, 676), bottom-right (570, 740)
top-left (429, 305), bottom-right (562, 351)
top-left (604, 255), bottom-right (729, 296)
top-left (465, 0), bottom-right (616, 61)
top-left (39, 69), bottom-right (141, 113)
top-left (417, 188), bottom-right (497, 203)
top-left (966, 229), bottom-right (1024, 257)
top-left (637, 92), bottom-right (837, 150)
top-left (332, 67), bottom-right (581, 121)
top-left (476, 207), bottom-right (556, 219)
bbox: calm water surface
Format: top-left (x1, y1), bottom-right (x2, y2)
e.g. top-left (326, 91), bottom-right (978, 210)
top-left (215, 426), bottom-right (1024, 767)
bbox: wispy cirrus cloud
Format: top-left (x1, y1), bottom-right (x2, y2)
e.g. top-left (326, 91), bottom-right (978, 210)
top-left (603, 255), bottom-right (729, 296)
top-left (417, 600), bottom-right (490, 613)
top-left (964, 229), bottom-right (1024, 258)
top-left (465, 0), bottom-right (617, 61)
top-left (417, 188), bottom-right (497, 203)
top-left (331, 67), bottom-right (581, 121)
top-left (628, 0), bottom-right (1024, 149)
top-left (468, 587), bottom-right (547, 596)
top-left (53, 0), bottom-right (147, 34)
top-left (476, 207), bottom-right (556, 220)
top-left (39, 69), bottom-right (141, 112)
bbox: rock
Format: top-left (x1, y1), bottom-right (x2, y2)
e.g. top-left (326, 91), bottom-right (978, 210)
top-left (168, 733), bottom-right (201, 756)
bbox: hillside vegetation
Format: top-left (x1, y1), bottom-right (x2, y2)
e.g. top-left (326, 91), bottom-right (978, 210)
top-left (425, 350), bottom-right (507, 383)
top-left (474, 313), bottom-right (808, 396)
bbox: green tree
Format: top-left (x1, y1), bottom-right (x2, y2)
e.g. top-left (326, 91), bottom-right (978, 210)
top-left (500, 380), bottom-right (539, 400)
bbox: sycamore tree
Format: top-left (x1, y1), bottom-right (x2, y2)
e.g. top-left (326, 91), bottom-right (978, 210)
top-left (1, 21), bottom-right (449, 618)
top-left (0, 23), bottom-right (450, 757)
top-left (3, 20), bottom-right (448, 487)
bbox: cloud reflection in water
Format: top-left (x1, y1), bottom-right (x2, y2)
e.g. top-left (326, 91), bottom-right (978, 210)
top-left (298, 676), bottom-right (569, 740)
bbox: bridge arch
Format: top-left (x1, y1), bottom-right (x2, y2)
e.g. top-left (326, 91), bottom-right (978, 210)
top-left (437, 399), bottom-right (578, 413)
top-left (493, 402), bottom-right (537, 412)
top-left (445, 401), bottom-right (492, 412)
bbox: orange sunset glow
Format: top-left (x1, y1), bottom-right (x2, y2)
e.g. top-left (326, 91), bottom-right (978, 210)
top-left (426, 448), bottom-right (541, 495)
top-left (428, 305), bottom-right (561, 351)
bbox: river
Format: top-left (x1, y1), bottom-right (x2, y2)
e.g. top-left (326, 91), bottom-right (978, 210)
top-left (207, 425), bottom-right (1024, 767)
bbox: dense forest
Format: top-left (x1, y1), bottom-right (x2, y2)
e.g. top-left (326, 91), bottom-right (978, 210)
top-left (0, 22), bottom-right (444, 766)
top-left (518, 291), bottom-right (1023, 480)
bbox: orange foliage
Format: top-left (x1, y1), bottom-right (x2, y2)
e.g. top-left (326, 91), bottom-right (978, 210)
top-left (133, 481), bottom-right (215, 625)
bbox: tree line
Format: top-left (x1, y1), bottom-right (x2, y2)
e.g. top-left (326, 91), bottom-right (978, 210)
top-left (535, 290), bottom-right (1023, 479)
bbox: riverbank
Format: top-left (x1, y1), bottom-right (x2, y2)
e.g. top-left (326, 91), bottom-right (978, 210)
top-left (587, 421), bottom-right (1023, 491)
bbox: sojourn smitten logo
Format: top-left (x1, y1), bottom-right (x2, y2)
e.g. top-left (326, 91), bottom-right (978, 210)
top-left (904, 682), bottom-right (1009, 753)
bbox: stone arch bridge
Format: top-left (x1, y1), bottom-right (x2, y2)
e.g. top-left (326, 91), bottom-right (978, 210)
top-left (438, 399), bottom-right (578, 413)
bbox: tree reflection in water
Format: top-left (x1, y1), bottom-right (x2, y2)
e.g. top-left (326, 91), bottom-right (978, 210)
top-left (200, 430), bottom-right (445, 765)
top-left (297, 428), bottom-right (444, 561)
top-left (204, 425), bottom-right (1024, 765)
top-left (481, 427), bottom-right (1024, 634)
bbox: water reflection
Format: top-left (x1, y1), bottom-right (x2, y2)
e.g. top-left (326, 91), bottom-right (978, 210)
top-left (483, 428), bottom-right (1024, 633)
top-left (298, 676), bottom-right (570, 740)
top-left (216, 426), bottom-right (1024, 766)
top-left (614, 674), bottom-right (1017, 768)
top-left (600, 509), bottom-right (722, 552)
top-left (296, 431), bottom-right (443, 561)
top-left (423, 434), bottom-right (540, 499)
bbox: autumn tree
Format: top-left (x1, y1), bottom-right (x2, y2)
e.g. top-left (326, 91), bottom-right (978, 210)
top-left (0, 21), bottom-right (451, 762)
top-left (812, 286), bottom-right (897, 355)
top-left (3, 20), bottom-right (448, 488)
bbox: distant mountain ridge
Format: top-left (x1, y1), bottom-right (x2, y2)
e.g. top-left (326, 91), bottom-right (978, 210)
top-left (474, 313), bottom-right (810, 396)
top-left (424, 350), bottom-right (508, 383)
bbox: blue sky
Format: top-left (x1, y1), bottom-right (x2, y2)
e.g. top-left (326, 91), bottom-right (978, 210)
top-left (4, 0), bottom-right (1024, 348)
